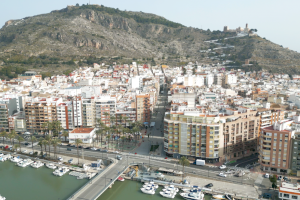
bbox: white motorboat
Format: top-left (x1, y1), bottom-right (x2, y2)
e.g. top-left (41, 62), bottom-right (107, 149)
top-left (53, 167), bottom-right (70, 176)
top-left (140, 187), bottom-right (156, 195)
top-left (160, 190), bottom-right (176, 198)
top-left (0, 153), bottom-right (3, 157)
top-left (11, 156), bottom-right (22, 163)
top-left (31, 161), bottom-right (44, 168)
top-left (0, 194), bottom-right (6, 200)
top-left (0, 154), bottom-right (11, 162)
top-left (46, 163), bottom-right (57, 169)
top-left (143, 182), bottom-right (159, 189)
top-left (180, 191), bottom-right (204, 200)
top-left (212, 195), bottom-right (226, 200)
top-left (17, 159), bottom-right (34, 167)
top-left (163, 185), bottom-right (179, 192)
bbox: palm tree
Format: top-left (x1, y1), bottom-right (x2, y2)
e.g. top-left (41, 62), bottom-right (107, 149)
top-left (103, 112), bottom-right (109, 126)
top-left (45, 135), bottom-right (52, 157)
top-left (52, 138), bottom-right (61, 159)
top-left (14, 144), bottom-right (20, 152)
top-left (7, 132), bottom-right (14, 146)
top-left (123, 116), bottom-right (129, 127)
top-left (178, 156), bottom-right (190, 181)
top-left (30, 136), bottom-right (37, 152)
top-left (0, 130), bottom-right (7, 146)
top-left (110, 115), bottom-right (116, 127)
top-left (121, 136), bottom-right (126, 152)
top-left (61, 130), bottom-right (69, 142)
top-left (52, 121), bottom-right (63, 137)
top-left (75, 139), bottom-right (83, 165)
top-left (16, 136), bottom-right (24, 152)
top-left (10, 130), bottom-right (17, 146)
top-left (106, 135), bottom-right (111, 150)
top-left (117, 115), bottom-right (123, 126)
top-left (38, 138), bottom-right (43, 155)
top-left (42, 140), bottom-right (48, 157)
top-left (41, 122), bottom-right (48, 136)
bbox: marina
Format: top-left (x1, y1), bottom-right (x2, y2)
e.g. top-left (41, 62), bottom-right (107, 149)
top-left (0, 155), bottom-right (89, 200)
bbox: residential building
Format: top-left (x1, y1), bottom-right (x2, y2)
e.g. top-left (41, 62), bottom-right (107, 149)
top-left (136, 94), bottom-right (151, 124)
top-left (69, 128), bottom-right (95, 144)
top-left (95, 95), bottom-right (116, 126)
top-left (82, 97), bottom-right (96, 127)
top-left (259, 120), bottom-right (293, 173)
top-left (0, 104), bottom-right (9, 131)
top-left (279, 182), bottom-right (300, 200)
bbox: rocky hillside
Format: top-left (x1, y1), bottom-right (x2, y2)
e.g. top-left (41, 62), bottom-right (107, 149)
top-left (0, 4), bottom-right (300, 74)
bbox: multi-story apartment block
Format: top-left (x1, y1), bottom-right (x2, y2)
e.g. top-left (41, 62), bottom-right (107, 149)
top-left (0, 104), bottom-right (9, 131)
top-left (290, 132), bottom-right (300, 176)
top-left (25, 97), bottom-right (62, 132)
top-left (8, 111), bottom-right (26, 132)
top-left (82, 97), bottom-right (96, 127)
top-left (95, 95), bottom-right (116, 126)
top-left (278, 181), bottom-right (300, 200)
top-left (259, 120), bottom-right (293, 173)
top-left (136, 94), bottom-right (151, 124)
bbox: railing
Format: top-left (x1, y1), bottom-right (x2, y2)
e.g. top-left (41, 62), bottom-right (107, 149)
top-left (66, 158), bottom-right (115, 200)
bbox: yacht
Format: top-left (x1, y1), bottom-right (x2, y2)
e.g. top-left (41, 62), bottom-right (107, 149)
top-left (11, 156), bottom-right (22, 163)
top-left (143, 182), bottom-right (158, 189)
top-left (31, 161), bottom-right (44, 168)
top-left (180, 191), bottom-right (204, 200)
top-left (160, 190), bottom-right (176, 198)
top-left (0, 153), bottom-right (3, 157)
top-left (163, 185), bottom-right (179, 192)
top-left (117, 176), bottom-right (125, 182)
top-left (46, 163), bottom-right (57, 169)
top-left (53, 167), bottom-right (70, 176)
top-left (140, 186), bottom-right (156, 195)
top-left (17, 159), bottom-right (34, 167)
top-left (0, 194), bottom-right (6, 200)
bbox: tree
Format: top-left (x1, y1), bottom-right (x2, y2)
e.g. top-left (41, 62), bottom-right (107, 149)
top-left (52, 138), bottom-right (61, 159)
top-left (110, 115), bottom-right (116, 127)
top-left (106, 135), bottom-right (111, 150)
top-left (16, 136), bottom-right (24, 152)
top-left (30, 136), bottom-right (37, 152)
top-left (178, 156), bottom-right (190, 181)
top-left (121, 136), bottom-right (126, 152)
top-left (192, 67), bottom-right (196, 75)
top-left (7, 132), bottom-right (14, 146)
top-left (45, 135), bottom-right (52, 157)
top-left (182, 67), bottom-right (186, 75)
top-left (38, 138), bottom-right (43, 155)
top-left (0, 131), bottom-right (7, 146)
top-left (75, 139), bottom-right (83, 165)
top-left (269, 175), bottom-right (277, 190)
top-left (61, 130), bottom-right (69, 142)
top-left (42, 140), bottom-right (48, 156)
top-left (103, 112), bottom-right (109, 126)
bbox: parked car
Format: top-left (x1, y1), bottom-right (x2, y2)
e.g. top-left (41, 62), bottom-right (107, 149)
top-left (22, 150), bottom-right (27, 153)
top-left (91, 147), bottom-right (98, 151)
top-left (218, 172), bottom-right (227, 177)
top-left (67, 148), bottom-right (72, 151)
top-left (219, 165), bottom-right (226, 169)
top-left (23, 132), bottom-right (31, 135)
top-left (204, 183), bottom-right (213, 188)
top-left (68, 159), bottom-right (73, 164)
top-left (58, 157), bottom-right (63, 161)
top-left (101, 149), bottom-right (108, 152)
top-left (29, 151), bottom-right (33, 155)
top-left (113, 151), bottom-right (120, 154)
top-left (85, 147), bottom-right (91, 149)
top-left (264, 173), bottom-right (270, 178)
top-left (78, 146), bottom-right (83, 148)
top-left (67, 144), bottom-right (71, 147)
top-left (96, 148), bottom-right (101, 151)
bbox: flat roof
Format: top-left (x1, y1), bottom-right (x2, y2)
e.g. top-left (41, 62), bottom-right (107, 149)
top-left (70, 128), bottom-right (94, 134)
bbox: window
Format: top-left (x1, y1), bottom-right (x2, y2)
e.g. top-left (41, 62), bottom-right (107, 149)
top-left (283, 194), bottom-right (289, 198)
top-left (292, 195), bottom-right (298, 199)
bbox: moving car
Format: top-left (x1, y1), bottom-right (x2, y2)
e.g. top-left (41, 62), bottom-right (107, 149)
top-left (204, 183), bottom-right (213, 188)
top-left (218, 172), bottom-right (227, 177)
top-left (116, 155), bottom-right (122, 160)
top-left (219, 165), bottom-right (226, 169)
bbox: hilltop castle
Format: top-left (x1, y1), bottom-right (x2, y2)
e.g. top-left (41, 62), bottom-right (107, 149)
top-left (223, 23), bottom-right (250, 33)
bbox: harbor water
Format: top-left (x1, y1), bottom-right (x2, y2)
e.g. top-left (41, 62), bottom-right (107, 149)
top-left (99, 180), bottom-right (212, 200)
top-left (0, 160), bottom-right (88, 200)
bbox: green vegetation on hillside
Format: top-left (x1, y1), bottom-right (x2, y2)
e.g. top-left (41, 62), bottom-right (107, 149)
top-left (78, 4), bottom-right (184, 28)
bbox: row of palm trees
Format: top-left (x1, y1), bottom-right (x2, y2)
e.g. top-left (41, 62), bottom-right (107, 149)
top-left (94, 113), bottom-right (143, 151)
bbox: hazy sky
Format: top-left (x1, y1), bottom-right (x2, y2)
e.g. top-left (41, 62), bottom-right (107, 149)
top-left (1, 0), bottom-right (299, 52)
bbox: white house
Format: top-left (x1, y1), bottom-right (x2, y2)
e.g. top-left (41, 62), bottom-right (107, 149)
top-left (69, 128), bottom-right (96, 144)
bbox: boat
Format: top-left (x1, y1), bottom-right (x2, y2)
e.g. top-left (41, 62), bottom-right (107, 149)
top-left (140, 187), bottom-right (156, 195)
top-left (46, 163), bottom-right (57, 169)
top-left (163, 185), bottom-right (179, 192)
top-left (159, 190), bottom-right (176, 198)
top-left (11, 156), bottom-right (22, 163)
top-left (0, 153), bottom-right (3, 157)
top-left (182, 186), bottom-right (201, 192)
top-left (117, 176), bottom-right (125, 181)
top-left (17, 159), bottom-right (34, 167)
top-left (0, 154), bottom-right (11, 162)
top-left (143, 183), bottom-right (159, 189)
top-left (180, 192), bottom-right (204, 200)
top-left (0, 194), bottom-right (6, 200)
top-left (31, 161), bottom-right (44, 168)
top-left (53, 167), bottom-right (70, 176)
top-left (212, 195), bottom-right (226, 199)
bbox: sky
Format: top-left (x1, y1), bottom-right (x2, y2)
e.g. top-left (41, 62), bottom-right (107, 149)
top-left (1, 0), bottom-right (299, 52)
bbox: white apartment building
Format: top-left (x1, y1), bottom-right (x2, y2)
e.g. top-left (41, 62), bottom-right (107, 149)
top-left (69, 128), bottom-right (96, 144)
top-left (183, 76), bottom-right (204, 87)
top-left (279, 182), bottom-right (300, 200)
top-left (82, 97), bottom-right (96, 127)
